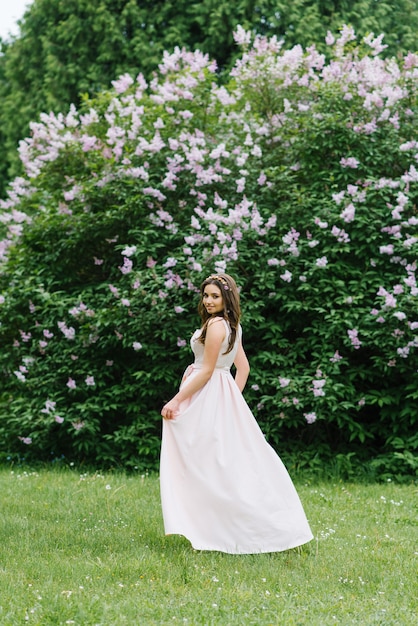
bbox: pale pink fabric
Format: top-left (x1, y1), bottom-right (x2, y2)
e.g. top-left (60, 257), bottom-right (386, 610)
top-left (160, 320), bottom-right (313, 554)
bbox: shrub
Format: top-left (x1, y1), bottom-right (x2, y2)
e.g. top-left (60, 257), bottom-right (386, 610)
top-left (0, 29), bottom-right (417, 477)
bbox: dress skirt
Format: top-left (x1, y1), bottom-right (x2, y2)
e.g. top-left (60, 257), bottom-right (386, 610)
top-left (160, 365), bottom-right (313, 554)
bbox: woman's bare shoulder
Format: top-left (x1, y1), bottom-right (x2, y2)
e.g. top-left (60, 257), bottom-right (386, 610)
top-left (207, 316), bottom-right (225, 326)
top-left (206, 317), bottom-right (227, 339)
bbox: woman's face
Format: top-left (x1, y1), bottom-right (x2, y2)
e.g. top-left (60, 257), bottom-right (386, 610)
top-left (202, 283), bottom-right (224, 315)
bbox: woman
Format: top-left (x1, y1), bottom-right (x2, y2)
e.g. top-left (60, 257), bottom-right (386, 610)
top-left (160, 273), bottom-right (313, 554)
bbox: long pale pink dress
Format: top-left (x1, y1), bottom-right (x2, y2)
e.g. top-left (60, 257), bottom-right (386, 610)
top-left (160, 320), bottom-right (313, 554)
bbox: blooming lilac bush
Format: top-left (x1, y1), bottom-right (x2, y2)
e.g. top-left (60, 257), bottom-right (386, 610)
top-left (0, 28), bottom-right (417, 477)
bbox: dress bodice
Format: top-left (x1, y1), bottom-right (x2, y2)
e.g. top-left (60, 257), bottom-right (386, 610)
top-left (191, 319), bottom-right (241, 370)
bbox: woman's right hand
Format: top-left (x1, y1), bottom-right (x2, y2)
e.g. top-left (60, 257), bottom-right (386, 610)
top-left (161, 398), bottom-right (180, 420)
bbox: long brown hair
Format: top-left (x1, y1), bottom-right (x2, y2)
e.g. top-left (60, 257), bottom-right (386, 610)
top-left (197, 273), bottom-right (241, 354)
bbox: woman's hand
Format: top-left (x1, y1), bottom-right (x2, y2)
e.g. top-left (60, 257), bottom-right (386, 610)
top-left (161, 397), bottom-right (180, 420)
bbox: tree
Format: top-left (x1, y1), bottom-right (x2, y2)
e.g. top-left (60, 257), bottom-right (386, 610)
top-left (1, 0), bottom-right (418, 196)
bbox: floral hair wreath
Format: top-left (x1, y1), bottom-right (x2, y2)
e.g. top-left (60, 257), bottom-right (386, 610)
top-left (206, 274), bottom-right (230, 290)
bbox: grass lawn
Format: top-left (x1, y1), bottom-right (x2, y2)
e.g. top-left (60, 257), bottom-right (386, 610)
top-left (0, 467), bottom-right (416, 625)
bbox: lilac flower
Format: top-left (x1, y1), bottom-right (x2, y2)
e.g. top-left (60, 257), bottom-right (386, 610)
top-left (177, 337), bottom-right (187, 347)
top-left (314, 218), bottom-right (328, 229)
top-left (18, 436), bottom-right (32, 444)
top-left (111, 73), bottom-right (134, 94)
top-left (330, 351), bottom-right (343, 363)
top-left (265, 215), bottom-right (277, 230)
top-left (325, 31), bottom-right (335, 46)
top-left (57, 322), bottom-right (75, 340)
top-left (347, 329), bottom-right (361, 349)
top-left (67, 378), bottom-right (77, 389)
top-left (72, 421), bottom-right (85, 431)
top-left (233, 25), bottom-right (252, 46)
top-left (43, 329), bottom-right (54, 339)
top-left (316, 256), bottom-right (328, 267)
top-left (154, 117), bottom-right (165, 129)
top-left (312, 379), bottom-right (326, 397)
top-left (280, 270), bottom-right (292, 282)
top-left (336, 24), bottom-right (356, 49)
top-left (404, 236), bottom-right (418, 249)
top-left (41, 400), bottom-right (56, 414)
top-left (54, 415), bottom-right (64, 424)
top-left (236, 177), bottom-right (246, 193)
top-left (358, 397), bottom-right (366, 407)
top-left (331, 226), bottom-right (350, 243)
top-left (143, 186), bottom-right (166, 202)
top-left (122, 245), bottom-right (137, 257)
top-left (174, 306), bottom-right (185, 313)
top-left (85, 376), bottom-right (95, 386)
top-left (399, 140), bottom-right (418, 152)
top-left (385, 294), bottom-right (397, 308)
top-left (146, 257), bottom-right (157, 268)
top-left (121, 298), bottom-right (130, 307)
top-left (340, 157), bottom-right (359, 168)
top-left (163, 257), bottom-right (177, 268)
top-left (332, 191), bottom-right (345, 205)
top-left (267, 258), bottom-right (279, 266)
top-left (340, 203), bottom-right (356, 223)
top-left (279, 377), bottom-right (291, 388)
top-left (304, 412), bottom-right (317, 424)
top-left (80, 135), bottom-right (98, 152)
top-left (379, 244), bottom-right (394, 255)
top-left (251, 384), bottom-right (260, 391)
top-left (397, 346), bottom-right (410, 358)
top-left (119, 257), bottom-right (133, 274)
top-left (133, 342), bottom-right (142, 351)
top-left (106, 360), bottom-right (114, 366)
top-left (14, 371), bottom-right (26, 382)
top-left (363, 33), bottom-right (388, 56)
top-left (108, 284), bottom-right (119, 298)
top-left (393, 311), bottom-right (406, 321)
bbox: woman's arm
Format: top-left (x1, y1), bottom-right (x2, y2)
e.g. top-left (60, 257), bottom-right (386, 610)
top-left (233, 341), bottom-right (250, 392)
top-left (161, 319), bottom-right (225, 420)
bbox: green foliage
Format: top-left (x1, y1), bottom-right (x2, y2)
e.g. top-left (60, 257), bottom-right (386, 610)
top-left (1, 0), bottom-right (418, 194)
top-left (0, 32), bottom-right (417, 476)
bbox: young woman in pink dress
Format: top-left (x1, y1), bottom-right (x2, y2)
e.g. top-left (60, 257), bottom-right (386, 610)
top-left (160, 273), bottom-right (313, 554)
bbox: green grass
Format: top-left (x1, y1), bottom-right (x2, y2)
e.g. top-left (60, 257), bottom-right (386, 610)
top-left (0, 468), bottom-right (416, 625)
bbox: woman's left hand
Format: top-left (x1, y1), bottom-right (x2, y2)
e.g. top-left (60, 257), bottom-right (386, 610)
top-left (161, 398), bottom-right (180, 420)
